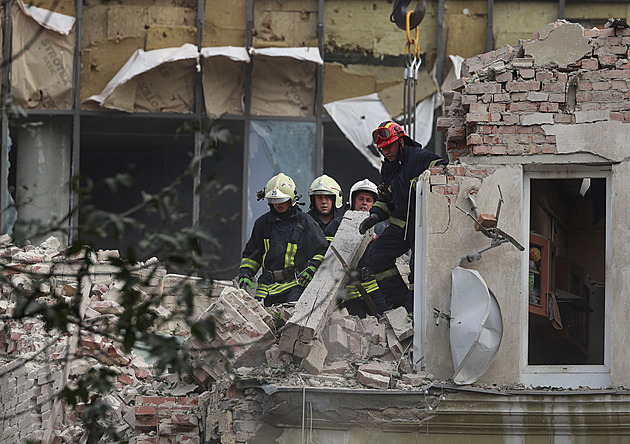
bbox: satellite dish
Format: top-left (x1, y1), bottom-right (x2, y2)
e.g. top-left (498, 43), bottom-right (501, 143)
top-left (450, 267), bottom-right (503, 385)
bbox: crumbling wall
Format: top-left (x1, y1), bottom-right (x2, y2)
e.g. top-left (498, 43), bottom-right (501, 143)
top-left (0, 234), bottom-right (220, 441)
top-left (434, 21), bottom-right (630, 386)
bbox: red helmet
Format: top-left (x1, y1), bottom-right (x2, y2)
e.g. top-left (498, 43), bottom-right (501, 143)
top-left (372, 121), bottom-right (406, 150)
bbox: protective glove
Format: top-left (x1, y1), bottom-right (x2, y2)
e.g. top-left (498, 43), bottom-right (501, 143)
top-left (297, 265), bottom-right (317, 287)
top-left (359, 214), bottom-right (379, 235)
top-left (238, 276), bottom-right (254, 290)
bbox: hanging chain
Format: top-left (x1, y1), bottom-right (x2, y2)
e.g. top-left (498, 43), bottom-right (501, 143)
top-left (403, 10), bottom-right (421, 140)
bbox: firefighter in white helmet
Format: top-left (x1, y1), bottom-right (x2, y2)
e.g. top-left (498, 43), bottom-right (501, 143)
top-left (307, 175), bottom-right (345, 243)
top-left (238, 173), bottom-right (328, 306)
top-left (339, 178), bottom-right (388, 318)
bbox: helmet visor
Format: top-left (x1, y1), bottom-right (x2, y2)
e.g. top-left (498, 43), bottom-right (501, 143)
top-left (372, 127), bottom-right (392, 145)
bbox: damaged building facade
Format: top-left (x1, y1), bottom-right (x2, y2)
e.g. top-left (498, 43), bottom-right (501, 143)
top-left (5, 0), bottom-right (630, 442)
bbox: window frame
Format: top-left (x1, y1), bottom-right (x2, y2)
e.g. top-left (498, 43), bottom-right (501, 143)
top-left (522, 166), bottom-right (611, 388)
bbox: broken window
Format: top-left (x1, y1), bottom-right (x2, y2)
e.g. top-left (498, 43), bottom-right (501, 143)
top-left (247, 120), bottom-right (317, 233)
top-left (527, 175), bottom-right (607, 367)
top-left (79, 116), bottom-right (194, 256)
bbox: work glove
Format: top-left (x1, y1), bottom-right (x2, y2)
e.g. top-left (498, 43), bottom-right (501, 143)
top-left (238, 276), bottom-right (254, 290)
top-left (297, 265), bottom-right (317, 287)
top-left (359, 214), bottom-right (379, 235)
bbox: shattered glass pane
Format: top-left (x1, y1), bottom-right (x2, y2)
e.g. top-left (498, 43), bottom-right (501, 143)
top-left (247, 120), bottom-right (317, 232)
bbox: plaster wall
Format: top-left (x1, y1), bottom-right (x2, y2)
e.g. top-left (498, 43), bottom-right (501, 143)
top-left (610, 161), bottom-right (630, 387)
top-left (425, 166), bottom-right (523, 383)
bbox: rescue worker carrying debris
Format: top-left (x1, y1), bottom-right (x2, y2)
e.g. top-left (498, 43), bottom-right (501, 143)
top-left (359, 121), bottom-right (447, 311)
top-left (239, 173), bottom-right (328, 306)
top-left (307, 175), bottom-right (345, 243)
top-left (341, 179), bottom-right (388, 318)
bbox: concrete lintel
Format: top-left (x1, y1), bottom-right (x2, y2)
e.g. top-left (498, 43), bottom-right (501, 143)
top-left (525, 23), bottom-right (592, 68)
top-left (542, 121), bottom-right (630, 162)
top-left (458, 152), bottom-right (612, 166)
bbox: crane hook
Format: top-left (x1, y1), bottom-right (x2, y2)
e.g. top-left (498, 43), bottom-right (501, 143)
top-left (390, 0), bottom-right (426, 31)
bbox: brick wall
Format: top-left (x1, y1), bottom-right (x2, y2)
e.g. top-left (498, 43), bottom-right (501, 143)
top-left (438, 22), bottom-right (630, 163)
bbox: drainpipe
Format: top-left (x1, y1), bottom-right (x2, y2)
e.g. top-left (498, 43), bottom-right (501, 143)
top-left (559, 0), bottom-right (565, 20)
top-left (1, 0), bottom-right (13, 235)
top-left (487, 0), bottom-right (494, 52)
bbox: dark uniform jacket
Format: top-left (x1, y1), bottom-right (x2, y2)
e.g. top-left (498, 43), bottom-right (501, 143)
top-left (307, 207), bottom-right (345, 243)
top-left (240, 206), bottom-right (328, 299)
top-left (370, 140), bottom-right (447, 229)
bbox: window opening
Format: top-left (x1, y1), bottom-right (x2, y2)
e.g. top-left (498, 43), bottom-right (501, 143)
top-left (528, 178), bottom-right (605, 365)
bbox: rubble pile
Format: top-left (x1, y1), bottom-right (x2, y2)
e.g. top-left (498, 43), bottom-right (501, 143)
top-left (0, 235), bottom-right (219, 443)
top-left (0, 235), bottom-right (435, 443)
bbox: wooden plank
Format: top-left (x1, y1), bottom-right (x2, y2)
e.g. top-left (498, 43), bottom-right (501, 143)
top-left (279, 210), bottom-right (373, 358)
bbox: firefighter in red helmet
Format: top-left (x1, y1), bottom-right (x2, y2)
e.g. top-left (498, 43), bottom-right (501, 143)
top-left (358, 121), bottom-right (447, 312)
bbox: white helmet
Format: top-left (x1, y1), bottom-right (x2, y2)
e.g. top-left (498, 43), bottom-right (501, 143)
top-left (264, 173), bottom-right (297, 205)
top-left (349, 179), bottom-right (378, 210)
top-left (309, 175), bottom-right (343, 209)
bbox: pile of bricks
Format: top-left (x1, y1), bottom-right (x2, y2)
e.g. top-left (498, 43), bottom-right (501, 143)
top-left (0, 234), bottom-right (220, 442)
top-left (438, 21), bottom-right (630, 162)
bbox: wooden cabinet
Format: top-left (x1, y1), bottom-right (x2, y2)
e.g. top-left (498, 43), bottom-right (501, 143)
top-left (529, 233), bottom-right (552, 317)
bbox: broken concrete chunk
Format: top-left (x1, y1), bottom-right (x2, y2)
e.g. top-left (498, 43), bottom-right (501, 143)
top-left (301, 339), bottom-right (328, 375)
top-left (386, 327), bottom-right (404, 361)
top-left (358, 362), bottom-right (394, 378)
top-left (402, 371), bottom-right (434, 387)
top-left (385, 307), bottom-right (414, 341)
top-left (356, 369), bottom-right (390, 390)
top-left (327, 324), bottom-right (349, 356)
top-left (321, 361), bottom-right (349, 375)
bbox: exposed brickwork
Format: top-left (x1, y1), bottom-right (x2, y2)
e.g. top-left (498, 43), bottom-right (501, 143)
top-left (439, 21), bottom-right (630, 163)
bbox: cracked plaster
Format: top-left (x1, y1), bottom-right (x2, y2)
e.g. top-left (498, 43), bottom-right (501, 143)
top-left (525, 23), bottom-right (592, 68)
top-left (542, 121), bottom-right (630, 162)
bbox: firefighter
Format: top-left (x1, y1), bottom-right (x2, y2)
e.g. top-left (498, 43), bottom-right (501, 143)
top-left (238, 173), bottom-right (328, 306)
top-left (359, 121), bottom-right (447, 311)
top-left (307, 175), bottom-right (345, 244)
top-left (341, 178), bottom-right (388, 318)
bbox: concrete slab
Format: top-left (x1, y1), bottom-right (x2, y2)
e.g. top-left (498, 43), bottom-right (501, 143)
top-left (525, 23), bottom-right (592, 68)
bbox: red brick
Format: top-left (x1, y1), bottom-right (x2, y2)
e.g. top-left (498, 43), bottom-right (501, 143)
top-left (542, 144), bottom-right (556, 153)
top-left (581, 58), bottom-right (599, 70)
top-left (611, 112), bottom-right (624, 121)
top-left (135, 405), bottom-right (158, 416)
top-left (548, 93), bottom-right (566, 102)
top-left (543, 81), bottom-right (566, 93)
top-left (446, 165), bottom-right (466, 176)
top-left (483, 135), bottom-right (501, 144)
top-left (598, 27), bottom-right (616, 37)
top-left (598, 54), bottom-right (617, 66)
top-left (577, 81), bottom-right (592, 91)
top-left (433, 185), bottom-right (460, 195)
top-left (555, 72), bottom-right (569, 82)
top-left (117, 374), bottom-right (134, 385)
top-left (469, 103), bottom-right (487, 113)
top-left (510, 92), bottom-right (528, 101)
top-left (498, 126), bottom-right (516, 134)
top-left (506, 80), bottom-right (541, 92)
top-left (519, 68), bottom-right (535, 79)
top-left (552, 113), bottom-right (572, 123)
top-left (490, 145), bottom-right (507, 155)
top-left (539, 102), bottom-right (559, 113)
top-left (465, 83), bottom-right (503, 95)
top-left (472, 145), bottom-right (490, 155)
top-left (536, 72), bottom-right (554, 82)
top-left (446, 126), bottom-right (466, 141)
top-left (493, 93), bottom-right (510, 102)
top-left (466, 113), bottom-right (490, 124)
top-left (176, 397), bottom-right (199, 406)
top-left (592, 81), bottom-right (611, 91)
top-left (461, 94), bottom-right (477, 105)
top-left (507, 102), bottom-right (538, 112)
top-left (480, 125), bottom-right (497, 135)
top-left (496, 71), bottom-right (513, 83)
top-left (481, 93), bottom-right (493, 103)
top-left (138, 396), bottom-right (177, 405)
top-left (488, 103), bottom-right (506, 113)
top-left (584, 28), bottom-right (599, 38)
top-left (620, 61), bottom-right (630, 70)
top-left (467, 133), bottom-right (483, 145)
top-left (612, 80), bottom-right (627, 90)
